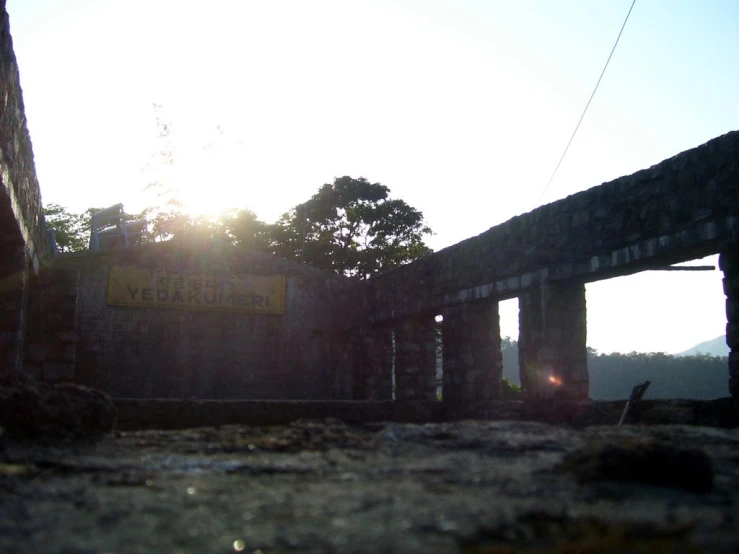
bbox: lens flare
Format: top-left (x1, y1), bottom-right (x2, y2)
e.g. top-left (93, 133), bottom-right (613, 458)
top-left (548, 375), bottom-right (563, 386)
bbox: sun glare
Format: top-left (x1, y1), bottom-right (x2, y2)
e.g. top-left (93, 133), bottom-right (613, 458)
top-left (146, 133), bottom-right (251, 220)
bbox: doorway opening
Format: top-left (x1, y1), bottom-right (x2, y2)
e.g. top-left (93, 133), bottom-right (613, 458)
top-left (585, 254), bottom-right (726, 400)
top-left (498, 298), bottom-right (521, 398)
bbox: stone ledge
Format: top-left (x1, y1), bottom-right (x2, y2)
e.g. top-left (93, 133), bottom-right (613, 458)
top-left (114, 397), bottom-right (739, 430)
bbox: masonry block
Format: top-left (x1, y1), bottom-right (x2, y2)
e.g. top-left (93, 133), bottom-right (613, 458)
top-left (394, 315), bottom-right (437, 401)
top-left (442, 299), bottom-right (502, 403)
top-left (353, 325), bottom-right (393, 400)
top-left (518, 282), bottom-right (588, 400)
top-left (0, 245), bottom-right (28, 374)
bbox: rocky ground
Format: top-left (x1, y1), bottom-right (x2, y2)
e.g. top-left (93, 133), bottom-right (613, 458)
top-left (1, 418), bottom-right (739, 554)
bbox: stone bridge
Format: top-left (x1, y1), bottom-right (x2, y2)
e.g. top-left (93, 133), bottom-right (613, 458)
top-left (353, 130), bottom-right (739, 402)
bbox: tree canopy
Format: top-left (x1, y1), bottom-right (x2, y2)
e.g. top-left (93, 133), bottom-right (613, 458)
top-left (43, 204), bottom-right (100, 252)
top-left (43, 176), bottom-right (433, 279)
top-left (271, 177), bottom-right (432, 278)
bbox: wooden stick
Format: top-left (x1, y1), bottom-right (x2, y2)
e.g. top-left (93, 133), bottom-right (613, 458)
top-left (618, 380), bottom-right (651, 426)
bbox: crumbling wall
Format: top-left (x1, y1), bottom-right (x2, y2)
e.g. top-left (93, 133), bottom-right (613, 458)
top-left (0, 2), bottom-right (51, 374)
top-left (52, 242), bottom-right (355, 400)
top-left (0, 2), bottom-right (50, 272)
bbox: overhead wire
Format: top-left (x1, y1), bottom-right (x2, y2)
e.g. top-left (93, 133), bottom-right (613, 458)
top-left (538, 0), bottom-right (637, 203)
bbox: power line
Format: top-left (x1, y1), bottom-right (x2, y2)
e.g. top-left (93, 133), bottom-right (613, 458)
top-left (539, 0), bottom-right (637, 203)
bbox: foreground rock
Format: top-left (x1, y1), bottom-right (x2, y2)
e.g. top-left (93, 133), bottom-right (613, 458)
top-left (1, 419), bottom-right (738, 553)
top-left (0, 374), bottom-right (116, 439)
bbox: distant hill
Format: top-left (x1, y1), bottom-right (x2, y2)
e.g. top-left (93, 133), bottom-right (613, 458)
top-left (677, 335), bottom-right (729, 357)
top-left (499, 338), bottom-right (729, 400)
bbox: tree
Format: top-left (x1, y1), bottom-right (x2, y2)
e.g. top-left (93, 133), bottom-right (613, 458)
top-left (44, 204), bottom-right (151, 253)
top-left (43, 204), bottom-right (101, 252)
top-left (222, 209), bottom-right (273, 251)
top-left (42, 177), bottom-right (433, 279)
top-left (271, 176), bottom-right (432, 278)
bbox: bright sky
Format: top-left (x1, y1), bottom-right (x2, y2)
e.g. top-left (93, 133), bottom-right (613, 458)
top-left (6, 0), bottom-right (738, 354)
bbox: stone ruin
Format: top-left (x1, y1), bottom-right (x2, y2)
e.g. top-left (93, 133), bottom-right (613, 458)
top-left (1, 1), bottom-right (738, 425)
top-left (3, 5), bottom-right (739, 552)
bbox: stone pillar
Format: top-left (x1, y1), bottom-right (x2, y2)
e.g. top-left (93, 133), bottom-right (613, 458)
top-left (518, 282), bottom-right (588, 399)
top-left (720, 247), bottom-right (739, 397)
top-left (442, 299), bottom-right (502, 403)
top-left (394, 315), bottom-right (437, 400)
top-left (0, 245), bottom-right (28, 374)
top-left (352, 324), bottom-right (394, 400)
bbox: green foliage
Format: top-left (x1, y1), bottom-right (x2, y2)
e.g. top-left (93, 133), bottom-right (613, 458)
top-left (501, 376), bottom-right (522, 399)
top-left (43, 204), bottom-right (101, 252)
top-left (221, 209), bottom-right (273, 251)
top-left (271, 176), bottom-right (432, 278)
top-left (587, 350), bottom-right (728, 400)
top-left (44, 204), bottom-right (150, 252)
top-left (44, 177), bottom-right (433, 281)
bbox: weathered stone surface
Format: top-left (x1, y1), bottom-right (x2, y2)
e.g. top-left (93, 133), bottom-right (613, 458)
top-left (0, 373), bottom-right (116, 438)
top-left (0, 245), bottom-right (27, 374)
top-left (0, 4), bottom-right (51, 274)
top-left (50, 243), bottom-right (354, 400)
top-left (395, 315), bottom-right (437, 400)
top-left (442, 299), bottom-right (502, 402)
top-left (519, 283), bottom-right (588, 399)
top-left (353, 324), bottom-right (394, 400)
top-left (112, 397), bottom-right (739, 430)
top-left (562, 438), bottom-right (714, 493)
top-left (1, 420), bottom-right (738, 553)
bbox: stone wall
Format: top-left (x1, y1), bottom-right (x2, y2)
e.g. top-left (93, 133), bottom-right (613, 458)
top-left (0, 2), bottom-right (51, 374)
top-left (395, 315), bottom-right (437, 400)
top-left (0, 245), bottom-right (27, 372)
top-left (351, 325), bottom-right (394, 400)
top-left (23, 267), bottom-right (79, 381)
top-left (48, 242), bottom-right (354, 400)
top-left (720, 247), bottom-right (739, 397)
top-left (0, 2), bottom-right (50, 272)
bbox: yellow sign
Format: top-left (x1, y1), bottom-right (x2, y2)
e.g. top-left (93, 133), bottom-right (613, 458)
top-left (107, 265), bottom-right (286, 314)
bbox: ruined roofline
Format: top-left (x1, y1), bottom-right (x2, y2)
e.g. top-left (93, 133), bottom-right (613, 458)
top-left (359, 130), bottom-right (739, 323)
top-left (439, 129), bottom-right (738, 259)
top-left (49, 239), bottom-right (354, 283)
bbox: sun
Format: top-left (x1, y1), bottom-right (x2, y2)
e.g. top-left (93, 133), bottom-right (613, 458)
top-left (163, 143), bottom-right (245, 220)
